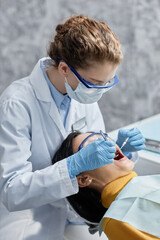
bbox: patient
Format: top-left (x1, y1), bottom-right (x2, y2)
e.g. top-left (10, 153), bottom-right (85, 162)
top-left (52, 131), bottom-right (159, 240)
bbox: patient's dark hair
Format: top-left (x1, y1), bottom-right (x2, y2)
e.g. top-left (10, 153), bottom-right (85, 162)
top-left (52, 131), bottom-right (107, 224)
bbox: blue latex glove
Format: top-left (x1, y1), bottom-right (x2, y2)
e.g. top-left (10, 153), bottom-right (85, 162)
top-left (66, 138), bottom-right (116, 178)
top-left (116, 128), bottom-right (146, 157)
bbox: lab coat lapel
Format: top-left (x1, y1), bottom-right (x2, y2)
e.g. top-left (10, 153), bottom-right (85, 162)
top-left (65, 99), bottom-right (87, 134)
top-left (49, 101), bottom-right (66, 136)
top-left (29, 58), bottom-right (52, 102)
top-left (29, 58), bottom-right (66, 136)
top-left (65, 99), bottom-right (77, 133)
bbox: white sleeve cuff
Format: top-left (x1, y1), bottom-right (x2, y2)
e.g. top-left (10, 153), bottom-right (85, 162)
top-left (58, 159), bottom-right (79, 196)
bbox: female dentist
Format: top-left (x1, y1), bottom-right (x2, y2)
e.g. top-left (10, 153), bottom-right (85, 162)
top-left (0, 15), bottom-right (145, 240)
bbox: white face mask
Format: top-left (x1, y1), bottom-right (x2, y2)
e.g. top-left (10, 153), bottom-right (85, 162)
top-left (65, 78), bottom-right (112, 104)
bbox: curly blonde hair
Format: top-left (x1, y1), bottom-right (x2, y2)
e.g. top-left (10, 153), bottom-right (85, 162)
top-left (48, 15), bottom-right (123, 69)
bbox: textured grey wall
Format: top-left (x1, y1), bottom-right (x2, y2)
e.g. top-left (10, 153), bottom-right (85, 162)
top-left (0, 0), bottom-right (160, 131)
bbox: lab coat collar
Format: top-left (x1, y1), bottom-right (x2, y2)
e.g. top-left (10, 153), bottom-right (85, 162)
top-left (29, 58), bottom-right (66, 135)
top-left (40, 58), bottom-right (70, 109)
top-left (29, 58), bottom-right (53, 103)
top-left (29, 58), bottom-right (80, 136)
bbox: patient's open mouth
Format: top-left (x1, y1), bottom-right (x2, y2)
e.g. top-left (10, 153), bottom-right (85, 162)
top-left (114, 150), bottom-right (124, 160)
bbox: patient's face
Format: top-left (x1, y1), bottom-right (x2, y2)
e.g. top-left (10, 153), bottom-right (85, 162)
top-left (73, 133), bottom-right (135, 185)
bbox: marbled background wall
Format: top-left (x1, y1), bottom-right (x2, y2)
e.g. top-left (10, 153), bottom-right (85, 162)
top-left (0, 0), bottom-right (160, 131)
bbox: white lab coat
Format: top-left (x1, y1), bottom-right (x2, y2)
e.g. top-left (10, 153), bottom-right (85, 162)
top-left (0, 58), bottom-right (105, 240)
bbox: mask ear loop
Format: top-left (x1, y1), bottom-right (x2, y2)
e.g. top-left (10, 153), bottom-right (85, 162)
top-left (65, 75), bottom-right (80, 89)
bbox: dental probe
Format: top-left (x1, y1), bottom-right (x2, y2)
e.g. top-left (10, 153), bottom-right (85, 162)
top-left (100, 130), bottom-right (129, 153)
top-left (120, 137), bottom-right (129, 151)
top-left (100, 130), bottom-right (108, 141)
top-left (100, 130), bottom-right (115, 142)
top-left (120, 127), bottom-right (137, 151)
top-left (100, 130), bottom-right (119, 158)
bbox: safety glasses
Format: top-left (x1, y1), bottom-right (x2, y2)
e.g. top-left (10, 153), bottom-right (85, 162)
top-left (78, 132), bottom-right (108, 151)
top-left (59, 59), bottom-right (119, 89)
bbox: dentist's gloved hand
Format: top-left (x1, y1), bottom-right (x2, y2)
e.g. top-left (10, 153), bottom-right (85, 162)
top-left (66, 138), bottom-right (116, 178)
top-left (116, 128), bottom-right (146, 157)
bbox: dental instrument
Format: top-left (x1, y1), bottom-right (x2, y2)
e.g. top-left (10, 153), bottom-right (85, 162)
top-left (100, 130), bottom-right (108, 141)
top-left (120, 137), bottom-right (130, 151)
top-left (119, 127), bottom-right (138, 151)
top-left (100, 130), bottom-right (119, 158)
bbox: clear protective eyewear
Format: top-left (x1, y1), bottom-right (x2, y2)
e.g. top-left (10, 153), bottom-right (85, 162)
top-left (78, 132), bottom-right (121, 159)
top-left (59, 59), bottom-right (119, 89)
top-left (78, 132), bottom-right (109, 151)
